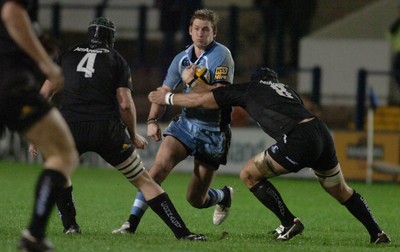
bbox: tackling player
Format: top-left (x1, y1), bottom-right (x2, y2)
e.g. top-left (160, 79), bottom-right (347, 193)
top-left (148, 65), bottom-right (391, 244)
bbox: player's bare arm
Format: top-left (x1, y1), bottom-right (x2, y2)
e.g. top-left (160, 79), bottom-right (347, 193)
top-left (146, 84), bottom-right (170, 142)
top-left (148, 87), bottom-right (219, 109)
top-left (117, 87), bottom-right (148, 149)
top-left (40, 79), bottom-right (63, 100)
top-left (1, 2), bottom-right (63, 88)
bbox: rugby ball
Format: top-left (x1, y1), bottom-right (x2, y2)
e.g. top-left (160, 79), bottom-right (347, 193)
top-left (195, 66), bottom-right (211, 84)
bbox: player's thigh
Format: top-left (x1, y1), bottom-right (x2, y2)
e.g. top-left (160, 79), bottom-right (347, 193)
top-left (148, 135), bottom-right (189, 181)
top-left (26, 109), bottom-right (77, 174)
top-left (93, 120), bottom-right (134, 166)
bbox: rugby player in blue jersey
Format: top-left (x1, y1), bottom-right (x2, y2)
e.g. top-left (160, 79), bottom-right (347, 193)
top-left (113, 8), bottom-right (235, 234)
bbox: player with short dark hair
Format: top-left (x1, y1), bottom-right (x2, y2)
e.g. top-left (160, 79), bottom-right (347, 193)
top-left (31, 17), bottom-right (205, 241)
top-left (148, 65), bottom-right (391, 244)
top-left (0, 0), bottom-right (79, 251)
top-left (113, 8), bottom-right (235, 234)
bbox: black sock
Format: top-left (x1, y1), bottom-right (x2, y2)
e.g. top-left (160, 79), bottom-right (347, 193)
top-left (56, 185), bottom-right (78, 229)
top-left (147, 193), bottom-right (191, 239)
top-left (250, 179), bottom-right (296, 227)
top-left (28, 169), bottom-right (66, 240)
top-left (127, 214), bottom-right (141, 233)
top-left (342, 191), bottom-right (382, 238)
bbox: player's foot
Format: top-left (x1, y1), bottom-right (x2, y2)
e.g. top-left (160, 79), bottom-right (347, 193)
top-left (371, 231), bottom-right (391, 244)
top-left (63, 224), bottom-right (81, 235)
top-left (213, 186), bottom-right (234, 225)
top-left (18, 229), bottom-right (54, 252)
top-left (271, 224), bottom-right (284, 235)
top-left (276, 218), bottom-right (304, 241)
top-left (180, 233), bottom-right (207, 241)
top-left (112, 221), bottom-right (133, 234)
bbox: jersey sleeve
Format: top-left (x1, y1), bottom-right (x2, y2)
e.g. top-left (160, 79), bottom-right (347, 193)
top-left (115, 52), bottom-right (133, 90)
top-left (212, 83), bottom-right (248, 108)
top-left (209, 46), bottom-right (234, 85)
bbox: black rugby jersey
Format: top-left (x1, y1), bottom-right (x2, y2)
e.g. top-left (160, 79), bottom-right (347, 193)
top-left (58, 42), bottom-right (133, 122)
top-left (212, 80), bottom-right (314, 141)
top-left (0, 0), bottom-right (38, 60)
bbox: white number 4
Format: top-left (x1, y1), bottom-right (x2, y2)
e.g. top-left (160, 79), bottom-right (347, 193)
top-left (77, 53), bottom-right (97, 78)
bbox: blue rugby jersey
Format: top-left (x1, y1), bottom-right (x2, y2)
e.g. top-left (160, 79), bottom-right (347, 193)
top-left (163, 41), bottom-right (234, 130)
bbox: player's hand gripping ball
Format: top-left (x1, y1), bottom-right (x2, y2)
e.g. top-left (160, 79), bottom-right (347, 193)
top-left (195, 66), bottom-right (211, 84)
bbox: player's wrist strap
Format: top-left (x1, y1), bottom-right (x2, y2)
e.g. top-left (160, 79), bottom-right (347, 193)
top-left (147, 118), bottom-right (158, 125)
top-left (165, 92), bottom-right (174, 105)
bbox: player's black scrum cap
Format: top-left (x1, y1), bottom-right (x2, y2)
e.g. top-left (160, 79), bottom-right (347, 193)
top-left (88, 17), bottom-right (116, 48)
top-left (251, 67), bottom-right (279, 83)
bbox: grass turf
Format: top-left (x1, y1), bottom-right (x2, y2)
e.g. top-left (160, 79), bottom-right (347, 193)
top-left (0, 161), bottom-right (399, 251)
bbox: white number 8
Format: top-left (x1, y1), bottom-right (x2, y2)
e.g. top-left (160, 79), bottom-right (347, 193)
top-left (270, 83), bottom-right (294, 99)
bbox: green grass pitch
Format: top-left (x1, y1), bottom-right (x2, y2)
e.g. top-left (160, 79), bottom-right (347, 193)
top-left (0, 161), bottom-right (399, 251)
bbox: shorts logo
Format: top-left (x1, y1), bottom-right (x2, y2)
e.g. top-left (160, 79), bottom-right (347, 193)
top-left (285, 156), bottom-right (298, 165)
top-left (214, 66), bottom-right (229, 81)
top-left (271, 145), bottom-right (279, 153)
top-left (121, 143), bottom-right (131, 153)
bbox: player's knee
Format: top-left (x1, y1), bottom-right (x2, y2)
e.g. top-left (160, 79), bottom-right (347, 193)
top-left (239, 168), bottom-right (249, 183)
top-left (66, 149), bottom-right (79, 171)
top-left (240, 167), bottom-right (258, 188)
top-left (148, 163), bottom-right (170, 183)
top-left (315, 167), bottom-right (354, 202)
top-left (314, 166), bottom-right (343, 188)
top-left (44, 149), bottom-right (78, 177)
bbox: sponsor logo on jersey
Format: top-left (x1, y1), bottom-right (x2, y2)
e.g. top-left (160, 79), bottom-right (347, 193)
top-left (74, 47), bottom-right (110, 53)
top-left (214, 66), bottom-right (229, 81)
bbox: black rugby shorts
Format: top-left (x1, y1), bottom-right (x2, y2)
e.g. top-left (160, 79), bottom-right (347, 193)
top-left (267, 118), bottom-right (338, 172)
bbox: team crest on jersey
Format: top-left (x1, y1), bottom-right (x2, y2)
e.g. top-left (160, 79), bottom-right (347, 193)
top-left (182, 58), bottom-right (191, 67)
top-left (214, 66), bottom-right (229, 81)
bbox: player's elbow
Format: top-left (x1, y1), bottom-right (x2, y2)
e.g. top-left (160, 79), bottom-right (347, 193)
top-left (199, 95), bottom-right (218, 109)
top-left (1, 2), bottom-right (21, 23)
top-left (119, 101), bottom-right (132, 111)
top-left (118, 95), bottom-right (134, 111)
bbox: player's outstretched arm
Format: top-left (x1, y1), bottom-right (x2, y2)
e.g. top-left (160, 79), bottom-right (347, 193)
top-left (148, 87), bottom-right (219, 109)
